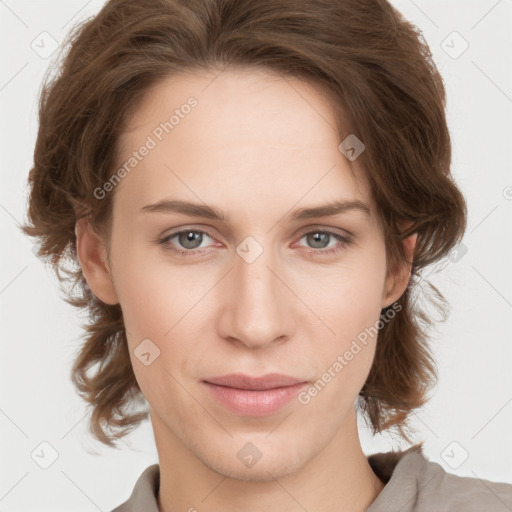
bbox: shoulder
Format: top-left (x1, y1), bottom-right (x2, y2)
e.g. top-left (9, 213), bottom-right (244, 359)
top-left (367, 444), bottom-right (512, 512)
top-left (416, 455), bottom-right (512, 511)
top-left (111, 464), bottom-right (160, 512)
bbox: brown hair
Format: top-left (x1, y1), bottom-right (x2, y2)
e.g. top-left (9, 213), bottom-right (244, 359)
top-left (21, 0), bottom-right (467, 447)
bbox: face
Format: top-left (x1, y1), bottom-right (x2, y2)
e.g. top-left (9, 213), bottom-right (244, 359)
top-left (80, 67), bottom-right (411, 481)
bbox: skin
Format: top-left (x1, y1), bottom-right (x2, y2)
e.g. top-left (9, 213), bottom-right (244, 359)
top-left (76, 67), bottom-right (417, 512)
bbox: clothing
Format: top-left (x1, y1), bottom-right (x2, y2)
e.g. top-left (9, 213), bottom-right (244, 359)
top-left (111, 444), bottom-right (512, 511)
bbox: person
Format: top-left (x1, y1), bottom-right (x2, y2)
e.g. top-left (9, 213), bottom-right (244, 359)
top-left (20, 0), bottom-right (512, 511)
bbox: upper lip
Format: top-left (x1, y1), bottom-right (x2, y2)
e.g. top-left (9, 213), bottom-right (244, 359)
top-left (203, 373), bottom-right (308, 390)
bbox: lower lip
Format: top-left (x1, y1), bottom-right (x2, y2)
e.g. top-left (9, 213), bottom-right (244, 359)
top-left (202, 381), bottom-right (308, 416)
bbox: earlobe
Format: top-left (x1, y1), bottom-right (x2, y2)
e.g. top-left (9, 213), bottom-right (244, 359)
top-left (75, 218), bottom-right (119, 305)
top-left (382, 232), bottom-right (418, 309)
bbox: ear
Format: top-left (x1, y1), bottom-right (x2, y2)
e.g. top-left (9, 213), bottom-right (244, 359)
top-left (75, 217), bottom-right (119, 305)
top-left (381, 231), bottom-right (417, 309)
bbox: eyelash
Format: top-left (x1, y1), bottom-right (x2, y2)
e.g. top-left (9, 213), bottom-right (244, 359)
top-left (157, 227), bottom-right (352, 258)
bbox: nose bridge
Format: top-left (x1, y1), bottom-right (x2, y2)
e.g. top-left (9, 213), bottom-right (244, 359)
top-left (224, 234), bottom-right (290, 347)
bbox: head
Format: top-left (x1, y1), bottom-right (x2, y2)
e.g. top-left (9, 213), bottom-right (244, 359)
top-left (22, 0), bottom-right (466, 469)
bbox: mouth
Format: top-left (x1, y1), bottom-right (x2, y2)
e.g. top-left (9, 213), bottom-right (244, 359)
top-left (202, 373), bottom-right (309, 416)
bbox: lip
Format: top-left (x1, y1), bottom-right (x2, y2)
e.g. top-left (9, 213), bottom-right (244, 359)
top-left (202, 373), bottom-right (308, 416)
top-left (204, 373), bottom-right (307, 390)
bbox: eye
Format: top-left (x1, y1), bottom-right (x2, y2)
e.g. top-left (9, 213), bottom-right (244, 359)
top-left (158, 229), bottom-right (214, 256)
top-left (295, 229), bottom-right (352, 256)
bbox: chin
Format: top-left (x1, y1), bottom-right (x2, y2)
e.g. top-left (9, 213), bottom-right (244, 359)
top-left (207, 454), bottom-right (305, 482)
top-left (199, 436), bottom-right (309, 482)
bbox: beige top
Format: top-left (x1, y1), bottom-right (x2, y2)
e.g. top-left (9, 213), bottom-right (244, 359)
top-left (111, 445), bottom-right (512, 511)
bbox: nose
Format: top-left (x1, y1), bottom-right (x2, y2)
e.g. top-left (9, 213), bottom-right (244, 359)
top-left (217, 238), bottom-right (296, 350)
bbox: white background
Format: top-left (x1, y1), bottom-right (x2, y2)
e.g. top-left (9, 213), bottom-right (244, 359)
top-left (1, 0), bottom-right (511, 510)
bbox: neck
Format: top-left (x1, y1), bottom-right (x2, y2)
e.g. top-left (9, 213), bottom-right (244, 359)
top-left (154, 406), bottom-right (385, 512)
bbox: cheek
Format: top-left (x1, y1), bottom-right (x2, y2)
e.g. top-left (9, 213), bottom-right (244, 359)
top-left (109, 235), bottom-right (187, 334)
top-left (300, 247), bottom-right (386, 334)
top-left (110, 245), bottom-right (211, 382)
top-left (298, 282), bottom-right (384, 416)
top-left (298, 247), bottom-right (387, 384)
top-left (116, 265), bottom-right (191, 410)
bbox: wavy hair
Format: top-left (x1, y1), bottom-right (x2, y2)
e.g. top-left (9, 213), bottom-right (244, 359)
top-left (21, 0), bottom-right (467, 447)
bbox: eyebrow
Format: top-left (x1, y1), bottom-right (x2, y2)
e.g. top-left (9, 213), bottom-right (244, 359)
top-left (139, 198), bottom-right (371, 222)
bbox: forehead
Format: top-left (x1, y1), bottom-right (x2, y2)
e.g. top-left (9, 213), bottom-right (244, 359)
top-left (120, 67), bottom-right (341, 149)
top-left (113, 67), bottom-right (375, 223)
